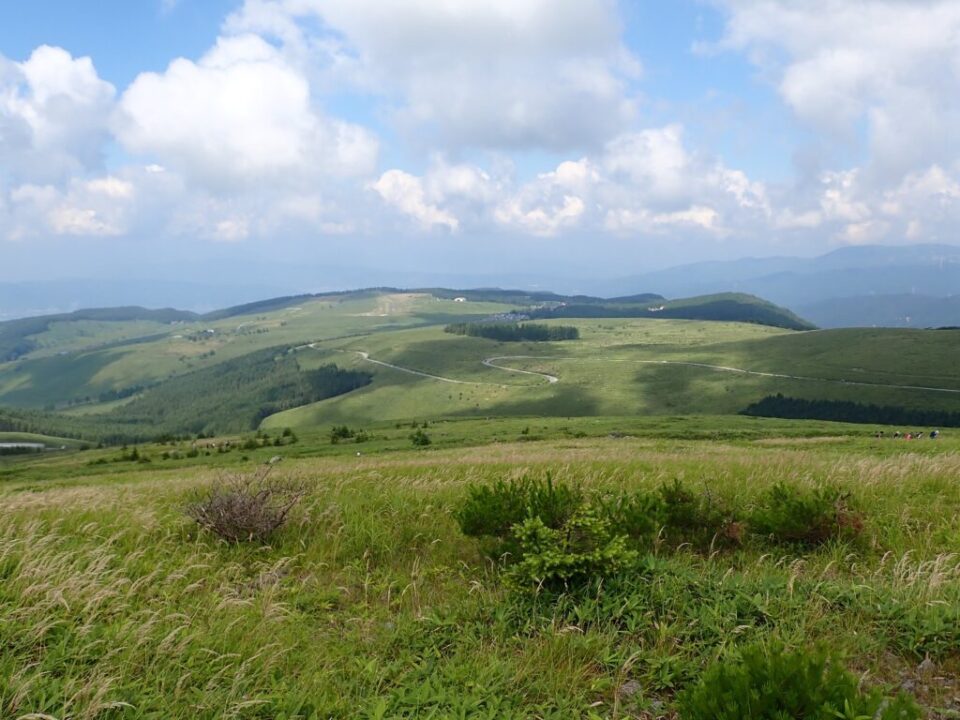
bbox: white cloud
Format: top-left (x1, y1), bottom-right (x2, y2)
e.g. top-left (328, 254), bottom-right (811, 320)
top-left (85, 177), bottom-right (135, 199)
top-left (6, 176), bottom-right (132, 238)
top-left (213, 218), bottom-right (250, 242)
top-left (0, 46), bottom-right (115, 184)
top-left (716, 0), bottom-right (960, 179)
top-left (226, 0), bottom-right (640, 151)
top-left (366, 124), bottom-right (770, 240)
top-left (371, 169), bottom-right (459, 231)
top-left (116, 34), bottom-right (378, 188)
top-left (496, 194), bottom-right (587, 237)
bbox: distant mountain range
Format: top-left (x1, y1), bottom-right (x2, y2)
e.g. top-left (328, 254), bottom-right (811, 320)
top-left (608, 244), bottom-right (960, 328)
top-left (3, 244), bottom-right (959, 328)
top-left (0, 279), bottom-right (292, 321)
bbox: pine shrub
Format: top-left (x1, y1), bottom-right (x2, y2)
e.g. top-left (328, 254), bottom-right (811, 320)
top-left (751, 482), bottom-right (864, 547)
top-left (679, 643), bottom-right (920, 720)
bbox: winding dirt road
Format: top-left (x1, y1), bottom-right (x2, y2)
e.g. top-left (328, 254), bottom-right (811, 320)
top-left (483, 355), bottom-right (960, 395)
top-left (343, 348), bottom-right (960, 396)
top-left (481, 356), bottom-right (559, 383)
top-left (353, 351), bottom-right (499, 386)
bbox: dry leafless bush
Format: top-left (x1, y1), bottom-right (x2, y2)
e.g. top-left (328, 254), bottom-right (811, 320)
top-left (186, 467), bottom-right (305, 543)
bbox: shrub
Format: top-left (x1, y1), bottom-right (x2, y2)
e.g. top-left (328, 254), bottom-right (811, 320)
top-left (505, 507), bottom-right (637, 591)
top-left (330, 425), bottom-right (355, 444)
top-left (455, 474), bottom-right (583, 542)
top-left (659, 479), bottom-right (742, 549)
top-left (678, 643), bottom-right (920, 720)
top-left (597, 490), bottom-right (662, 546)
top-left (751, 482), bottom-right (863, 547)
top-left (186, 468), bottom-right (305, 544)
top-left (410, 429), bottom-right (432, 447)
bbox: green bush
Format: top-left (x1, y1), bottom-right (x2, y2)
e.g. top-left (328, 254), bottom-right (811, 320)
top-left (678, 643), bottom-right (920, 720)
top-left (597, 490), bottom-right (662, 546)
top-left (751, 483), bottom-right (863, 547)
top-left (455, 474), bottom-right (583, 542)
top-left (330, 425), bottom-right (355, 444)
top-left (410, 429), bottom-right (432, 446)
top-left (505, 507), bottom-right (637, 591)
top-left (659, 479), bottom-right (742, 549)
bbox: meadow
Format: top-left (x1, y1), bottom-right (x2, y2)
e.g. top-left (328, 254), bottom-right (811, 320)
top-left (267, 320), bottom-right (960, 428)
top-left (2, 418), bottom-right (959, 718)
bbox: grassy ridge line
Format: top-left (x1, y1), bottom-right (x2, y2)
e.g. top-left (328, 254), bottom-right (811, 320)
top-left (524, 292), bottom-right (815, 330)
top-left (0, 306), bottom-right (197, 361)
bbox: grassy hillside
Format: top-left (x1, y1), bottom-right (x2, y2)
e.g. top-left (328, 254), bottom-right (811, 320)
top-left (525, 292), bottom-right (815, 330)
top-left (0, 306), bottom-right (197, 362)
top-left (3, 291), bottom-right (957, 441)
top-left (0, 292), bottom-right (513, 411)
top-left (266, 321), bottom-right (960, 430)
top-left (1, 420), bottom-right (958, 717)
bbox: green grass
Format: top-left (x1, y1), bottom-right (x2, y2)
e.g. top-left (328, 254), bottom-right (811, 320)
top-left (267, 320), bottom-right (960, 429)
top-left (1, 419), bottom-right (959, 718)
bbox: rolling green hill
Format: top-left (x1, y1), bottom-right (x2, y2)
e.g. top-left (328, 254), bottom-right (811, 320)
top-left (524, 292), bottom-right (815, 330)
top-left (4, 288), bottom-right (957, 442)
top-left (265, 321), bottom-right (960, 430)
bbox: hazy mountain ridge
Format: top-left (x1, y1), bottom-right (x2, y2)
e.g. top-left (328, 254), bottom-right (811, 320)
top-left (609, 244), bottom-right (960, 327)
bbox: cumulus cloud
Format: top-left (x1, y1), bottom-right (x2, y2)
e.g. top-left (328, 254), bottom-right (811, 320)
top-left (716, 0), bottom-right (960, 179)
top-left (226, 0), bottom-right (641, 152)
top-left (0, 46), bottom-right (115, 184)
top-left (6, 175), bottom-right (137, 238)
top-left (367, 124), bottom-right (771, 240)
top-left (7, 0), bottom-right (960, 263)
top-left (116, 34), bottom-right (378, 188)
top-left (371, 169), bottom-right (459, 231)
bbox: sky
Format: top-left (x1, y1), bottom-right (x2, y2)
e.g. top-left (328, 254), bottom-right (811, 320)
top-left (1, 0), bottom-right (959, 292)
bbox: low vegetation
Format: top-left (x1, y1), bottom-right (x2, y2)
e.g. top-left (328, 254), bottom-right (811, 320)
top-left (679, 644), bottom-right (921, 720)
top-left (1, 427), bottom-right (958, 717)
top-left (186, 467), bottom-right (305, 543)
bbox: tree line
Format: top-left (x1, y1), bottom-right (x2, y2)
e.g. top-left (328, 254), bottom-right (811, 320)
top-left (444, 322), bottom-right (579, 342)
top-left (741, 393), bottom-right (960, 428)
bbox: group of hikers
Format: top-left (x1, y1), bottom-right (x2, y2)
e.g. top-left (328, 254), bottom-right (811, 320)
top-left (874, 430), bottom-right (940, 440)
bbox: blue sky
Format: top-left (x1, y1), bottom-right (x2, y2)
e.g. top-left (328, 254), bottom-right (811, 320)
top-left (1, 0), bottom-right (958, 293)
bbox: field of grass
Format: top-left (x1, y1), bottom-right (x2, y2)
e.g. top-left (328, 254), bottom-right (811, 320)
top-left (1, 417), bottom-right (959, 718)
top-left (267, 320), bottom-right (960, 429)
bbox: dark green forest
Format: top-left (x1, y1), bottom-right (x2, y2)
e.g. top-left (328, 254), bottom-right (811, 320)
top-left (742, 394), bottom-right (960, 428)
top-left (444, 322), bottom-right (580, 342)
